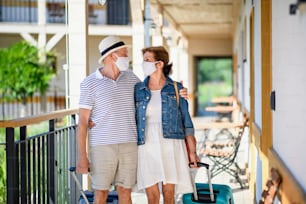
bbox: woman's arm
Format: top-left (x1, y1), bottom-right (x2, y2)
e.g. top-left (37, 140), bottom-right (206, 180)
top-left (185, 135), bottom-right (199, 168)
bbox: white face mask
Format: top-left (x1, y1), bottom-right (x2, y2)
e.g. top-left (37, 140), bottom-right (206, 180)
top-left (142, 61), bottom-right (158, 77)
top-left (114, 54), bottom-right (130, 71)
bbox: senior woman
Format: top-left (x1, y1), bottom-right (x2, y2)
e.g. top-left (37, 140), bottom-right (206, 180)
top-left (134, 46), bottom-right (199, 204)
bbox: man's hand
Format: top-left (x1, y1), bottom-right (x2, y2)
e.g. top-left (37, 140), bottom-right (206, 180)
top-left (179, 80), bottom-right (189, 100)
top-left (76, 156), bottom-right (90, 174)
top-left (179, 88), bottom-right (188, 100)
top-left (88, 119), bottom-right (95, 129)
top-left (77, 108), bottom-right (91, 174)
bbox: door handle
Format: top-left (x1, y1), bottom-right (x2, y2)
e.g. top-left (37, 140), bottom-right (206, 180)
top-left (270, 90), bottom-right (275, 111)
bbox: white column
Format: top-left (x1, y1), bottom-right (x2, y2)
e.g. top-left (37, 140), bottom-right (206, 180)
top-left (178, 37), bottom-right (189, 86)
top-left (132, 25), bottom-right (145, 80)
top-left (169, 35), bottom-right (194, 115)
top-left (144, 0), bottom-right (151, 47)
top-left (152, 5), bottom-right (163, 46)
top-left (37, 0), bottom-right (46, 61)
top-left (179, 37), bottom-right (195, 116)
top-left (67, 0), bottom-right (89, 109)
top-left (169, 45), bottom-right (179, 80)
top-left (130, 0), bottom-right (145, 80)
top-left (166, 33), bottom-right (180, 81)
top-left (37, 0), bottom-right (47, 112)
top-left (169, 37), bottom-right (189, 87)
top-left (38, 0), bottom-right (46, 25)
top-left (152, 27), bottom-right (163, 46)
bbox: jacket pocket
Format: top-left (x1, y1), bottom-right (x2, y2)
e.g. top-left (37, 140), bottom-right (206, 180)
top-left (167, 95), bottom-right (184, 135)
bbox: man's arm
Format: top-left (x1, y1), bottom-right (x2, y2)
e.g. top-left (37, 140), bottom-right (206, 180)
top-left (76, 108), bottom-right (91, 173)
top-left (179, 88), bottom-right (188, 100)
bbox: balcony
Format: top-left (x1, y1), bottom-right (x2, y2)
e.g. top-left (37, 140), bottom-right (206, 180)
top-left (0, 0), bottom-right (130, 25)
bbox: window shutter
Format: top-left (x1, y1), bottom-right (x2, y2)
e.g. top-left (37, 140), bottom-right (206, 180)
top-left (107, 0), bottom-right (130, 25)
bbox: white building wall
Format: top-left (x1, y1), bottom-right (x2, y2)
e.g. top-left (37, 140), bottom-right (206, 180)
top-left (237, 32), bottom-right (244, 105)
top-left (234, 0), bottom-right (253, 112)
top-left (244, 7), bottom-right (251, 112)
top-left (272, 0), bottom-right (306, 191)
top-left (253, 1), bottom-right (263, 202)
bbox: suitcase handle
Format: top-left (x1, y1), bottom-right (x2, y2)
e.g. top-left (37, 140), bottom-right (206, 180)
top-left (69, 166), bottom-right (90, 204)
top-left (189, 162), bottom-right (215, 202)
top-left (189, 162), bottom-right (209, 169)
top-left (69, 166), bottom-right (90, 172)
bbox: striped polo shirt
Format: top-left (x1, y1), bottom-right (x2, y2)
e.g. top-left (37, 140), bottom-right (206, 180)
top-left (79, 68), bottom-right (141, 146)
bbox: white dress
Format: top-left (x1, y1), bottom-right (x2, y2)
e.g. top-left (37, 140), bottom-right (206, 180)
top-left (137, 89), bottom-right (193, 194)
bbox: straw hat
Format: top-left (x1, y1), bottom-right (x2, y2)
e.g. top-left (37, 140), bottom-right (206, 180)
top-left (98, 36), bottom-right (128, 64)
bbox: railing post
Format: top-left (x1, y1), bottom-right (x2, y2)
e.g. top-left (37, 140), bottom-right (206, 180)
top-left (20, 126), bottom-right (27, 203)
top-left (48, 119), bottom-right (56, 203)
top-left (6, 127), bottom-right (19, 204)
top-left (69, 113), bottom-right (78, 203)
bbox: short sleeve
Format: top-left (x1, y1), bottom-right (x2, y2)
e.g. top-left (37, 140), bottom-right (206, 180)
top-left (79, 80), bottom-right (93, 110)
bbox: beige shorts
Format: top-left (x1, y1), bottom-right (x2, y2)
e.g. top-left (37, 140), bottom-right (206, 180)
top-left (89, 142), bottom-right (138, 190)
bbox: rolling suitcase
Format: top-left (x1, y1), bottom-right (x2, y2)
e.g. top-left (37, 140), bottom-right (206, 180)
top-left (69, 167), bottom-right (119, 204)
top-left (182, 162), bottom-right (234, 204)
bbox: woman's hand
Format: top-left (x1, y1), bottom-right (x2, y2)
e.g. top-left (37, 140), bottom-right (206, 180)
top-left (188, 152), bottom-right (200, 168)
top-left (185, 135), bottom-right (199, 168)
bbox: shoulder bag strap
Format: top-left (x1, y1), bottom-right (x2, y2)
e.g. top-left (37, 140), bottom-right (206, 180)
top-left (174, 81), bottom-right (179, 106)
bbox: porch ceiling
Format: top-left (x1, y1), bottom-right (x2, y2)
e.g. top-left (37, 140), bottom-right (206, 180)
top-left (150, 0), bottom-right (241, 40)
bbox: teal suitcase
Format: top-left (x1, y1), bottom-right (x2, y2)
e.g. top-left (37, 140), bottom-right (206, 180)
top-left (182, 162), bottom-right (234, 204)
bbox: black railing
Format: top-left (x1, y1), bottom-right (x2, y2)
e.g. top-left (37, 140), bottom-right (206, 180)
top-left (0, 109), bottom-right (79, 204)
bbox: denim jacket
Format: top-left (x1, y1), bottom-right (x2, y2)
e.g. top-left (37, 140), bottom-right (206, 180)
top-left (134, 76), bottom-right (194, 145)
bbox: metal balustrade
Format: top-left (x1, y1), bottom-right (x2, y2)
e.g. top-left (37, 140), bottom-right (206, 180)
top-left (0, 109), bottom-right (79, 203)
top-left (0, 0), bottom-right (37, 23)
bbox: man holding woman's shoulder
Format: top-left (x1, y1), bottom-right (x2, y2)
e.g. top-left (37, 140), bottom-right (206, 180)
top-left (76, 36), bottom-right (195, 204)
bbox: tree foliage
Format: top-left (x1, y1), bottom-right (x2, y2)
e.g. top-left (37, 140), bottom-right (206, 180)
top-left (0, 41), bottom-right (56, 104)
